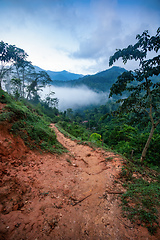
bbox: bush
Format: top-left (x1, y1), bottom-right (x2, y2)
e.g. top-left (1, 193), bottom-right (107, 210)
top-left (102, 123), bottom-right (160, 165)
top-left (89, 133), bottom-right (102, 145)
top-left (116, 141), bottom-right (133, 158)
top-left (0, 89), bottom-right (12, 104)
top-left (0, 112), bottom-right (14, 122)
top-left (58, 121), bottom-right (90, 141)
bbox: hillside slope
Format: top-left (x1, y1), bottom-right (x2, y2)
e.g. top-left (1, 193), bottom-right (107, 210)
top-left (0, 117), bottom-right (159, 239)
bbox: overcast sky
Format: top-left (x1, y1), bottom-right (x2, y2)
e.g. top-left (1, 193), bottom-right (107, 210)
top-left (0, 0), bottom-right (160, 75)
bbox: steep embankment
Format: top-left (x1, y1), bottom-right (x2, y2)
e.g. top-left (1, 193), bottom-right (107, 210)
top-left (0, 114), bottom-right (159, 239)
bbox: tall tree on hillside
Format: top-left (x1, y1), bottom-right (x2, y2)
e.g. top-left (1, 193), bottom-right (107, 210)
top-left (0, 41), bottom-right (28, 89)
top-left (45, 91), bottom-right (59, 108)
top-left (26, 71), bottom-right (52, 101)
top-left (10, 77), bottom-right (22, 100)
top-left (14, 59), bottom-right (35, 98)
top-left (109, 27), bottom-right (160, 162)
top-left (13, 60), bottom-right (35, 98)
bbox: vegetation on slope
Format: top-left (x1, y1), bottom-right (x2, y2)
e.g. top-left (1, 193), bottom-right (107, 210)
top-left (0, 89), bottom-right (64, 154)
top-left (120, 159), bottom-right (160, 235)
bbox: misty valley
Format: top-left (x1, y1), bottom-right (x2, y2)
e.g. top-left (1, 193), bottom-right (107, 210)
top-left (41, 85), bottom-right (108, 111)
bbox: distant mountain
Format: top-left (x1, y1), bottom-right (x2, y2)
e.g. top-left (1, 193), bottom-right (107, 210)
top-left (34, 66), bottom-right (83, 81)
top-left (51, 66), bottom-right (126, 92)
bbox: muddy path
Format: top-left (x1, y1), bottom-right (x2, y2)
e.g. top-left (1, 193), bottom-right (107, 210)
top-left (0, 123), bottom-right (158, 239)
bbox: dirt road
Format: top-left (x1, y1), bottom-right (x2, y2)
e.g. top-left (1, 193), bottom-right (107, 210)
top-left (0, 123), bottom-right (158, 239)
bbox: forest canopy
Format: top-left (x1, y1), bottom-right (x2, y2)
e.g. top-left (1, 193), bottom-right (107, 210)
top-left (109, 28), bottom-right (160, 162)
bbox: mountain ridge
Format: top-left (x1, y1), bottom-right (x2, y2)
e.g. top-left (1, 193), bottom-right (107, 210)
top-left (35, 65), bottom-right (127, 92)
top-left (34, 66), bottom-right (83, 81)
top-left (50, 66), bottom-right (126, 92)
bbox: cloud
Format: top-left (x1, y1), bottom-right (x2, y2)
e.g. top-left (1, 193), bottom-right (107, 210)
top-left (71, 0), bottom-right (160, 71)
top-left (0, 0), bottom-right (159, 75)
top-left (72, 20), bottom-right (122, 60)
top-left (41, 85), bottom-right (108, 111)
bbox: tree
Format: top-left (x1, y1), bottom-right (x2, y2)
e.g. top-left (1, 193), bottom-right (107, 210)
top-left (45, 91), bottom-right (59, 109)
top-left (10, 77), bottom-right (22, 100)
top-left (66, 108), bottom-right (73, 120)
top-left (26, 71), bottom-right (52, 100)
top-left (0, 41), bottom-right (28, 89)
top-left (13, 60), bottom-right (34, 98)
top-left (109, 28), bottom-right (160, 162)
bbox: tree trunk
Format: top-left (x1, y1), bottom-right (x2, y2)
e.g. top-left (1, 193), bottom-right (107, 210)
top-left (26, 91), bottom-right (30, 100)
top-left (140, 124), bottom-right (155, 162)
top-left (22, 67), bottom-right (25, 98)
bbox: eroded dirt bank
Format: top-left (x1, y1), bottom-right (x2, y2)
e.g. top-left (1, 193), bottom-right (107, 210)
top-left (0, 122), bottom-right (159, 239)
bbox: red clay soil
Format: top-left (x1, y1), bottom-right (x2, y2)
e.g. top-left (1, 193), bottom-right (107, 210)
top-left (0, 116), bottom-right (159, 239)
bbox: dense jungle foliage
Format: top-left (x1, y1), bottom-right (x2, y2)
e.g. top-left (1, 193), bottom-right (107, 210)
top-left (57, 102), bottom-right (160, 168)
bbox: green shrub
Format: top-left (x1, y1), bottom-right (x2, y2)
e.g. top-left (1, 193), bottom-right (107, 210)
top-left (0, 112), bottom-right (14, 122)
top-left (58, 120), bottom-right (91, 141)
top-left (116, 141), bottom-right (133, 158)
top-left (89, 133), bottom-right (102, 145)
top-left (0, 89), bottom-right (12, 104)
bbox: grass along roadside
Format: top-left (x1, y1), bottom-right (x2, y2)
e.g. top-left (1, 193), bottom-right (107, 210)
top-left (120, 159), bottom-right (160, 235)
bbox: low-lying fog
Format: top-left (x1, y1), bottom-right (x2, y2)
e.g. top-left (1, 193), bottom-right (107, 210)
top-left (41, 85), bottom-right (108, 111)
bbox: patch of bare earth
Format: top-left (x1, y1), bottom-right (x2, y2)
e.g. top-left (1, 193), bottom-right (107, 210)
top-left (0, 119), bottom-right (159, 239)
